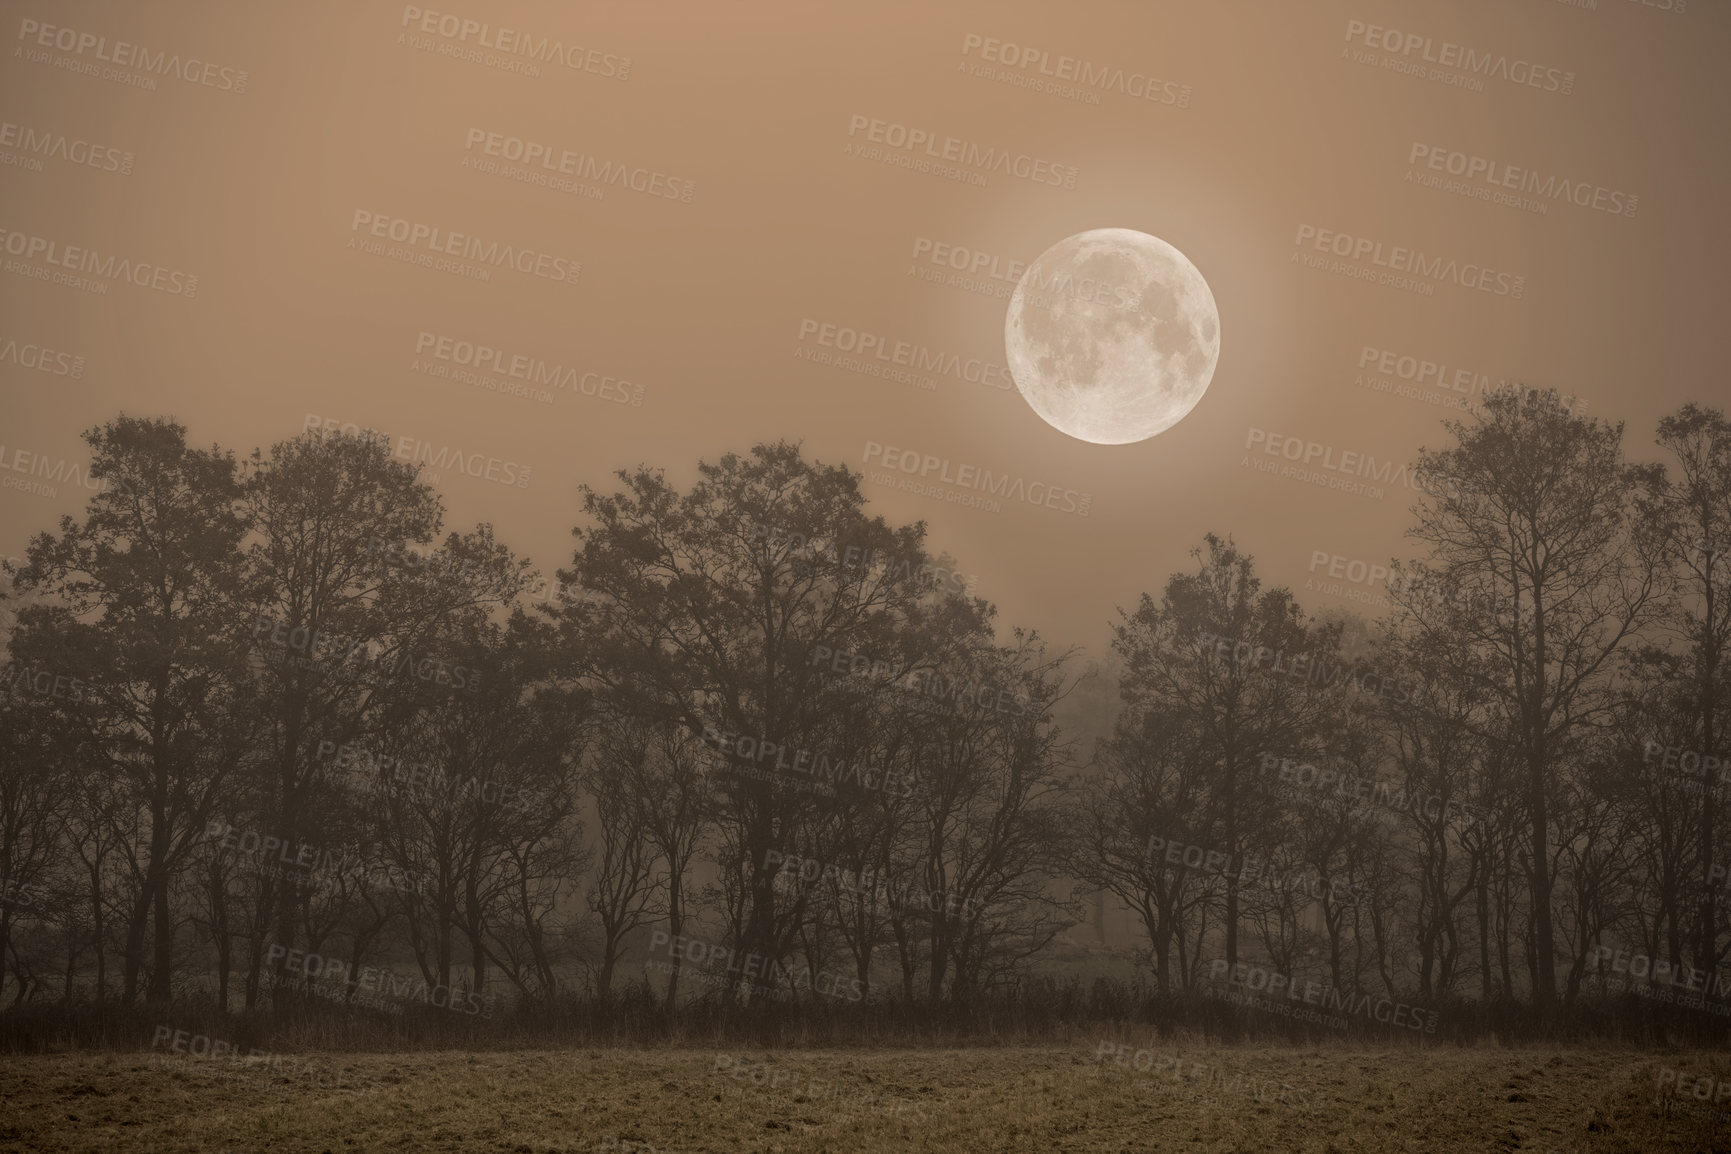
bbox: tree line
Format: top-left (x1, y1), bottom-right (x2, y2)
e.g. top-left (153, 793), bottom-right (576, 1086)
top-left (0, 390), bottom-right (1725, 1035)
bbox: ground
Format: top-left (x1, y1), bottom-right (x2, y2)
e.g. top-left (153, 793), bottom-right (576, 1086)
top-left (0, 1042), bottom-right (1726, 1152)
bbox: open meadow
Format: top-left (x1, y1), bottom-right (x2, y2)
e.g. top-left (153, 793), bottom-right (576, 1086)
top-left (2, 1044), bottom-right (1728, 1153)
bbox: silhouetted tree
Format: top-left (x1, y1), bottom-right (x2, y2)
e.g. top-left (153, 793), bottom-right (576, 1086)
top-left (14, 416), bottom-right (249, 1004)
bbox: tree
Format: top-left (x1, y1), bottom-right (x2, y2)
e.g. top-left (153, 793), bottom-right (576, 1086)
top-left (371, 594), bottom-right (575, 1005)
top-left (1404, 388), bottom-right (1667, 1015)
top-left (1110, 534), bottom-right (1340, 975)
top-left (1374, 602), bottom-right (1495, 1003)
top-left (549, 441), bottom-right (951, 999)
top-left (1653, 404), bottom-right (1731, 980)
top-left (1076, 702), bottom-right (1214, 996)
top-left (238, 429), bottom-right (520, 1007)
top-left (609, 716), bottom-right (710, 1009)
top-left (900, 631), bottom-right (1078, 1002)
top-left (14, 416), bottom-right (249, 1004)
top-left (583, 714), bottom-right (658, 1001)
top-left (0, 668), bottom-right (69, 1004)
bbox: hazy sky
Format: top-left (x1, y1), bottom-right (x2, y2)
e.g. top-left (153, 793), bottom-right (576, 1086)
top-left (4, 0), bottom-right (1727, 658)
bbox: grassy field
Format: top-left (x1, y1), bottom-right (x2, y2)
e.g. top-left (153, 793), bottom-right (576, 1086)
top-left (1, 1040), bottom-right (1727, 1153)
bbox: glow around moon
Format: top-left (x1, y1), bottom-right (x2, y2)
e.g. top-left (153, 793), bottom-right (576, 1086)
top-left (1004, 228), bottom-right (1220, 445)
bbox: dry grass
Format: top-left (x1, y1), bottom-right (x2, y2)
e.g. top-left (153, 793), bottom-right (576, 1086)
top-left (1, 1041), bottom-right (1727, 1153)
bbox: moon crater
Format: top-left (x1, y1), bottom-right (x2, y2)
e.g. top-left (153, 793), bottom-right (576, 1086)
top-left (1004, 228), bottom-right (1220, 445)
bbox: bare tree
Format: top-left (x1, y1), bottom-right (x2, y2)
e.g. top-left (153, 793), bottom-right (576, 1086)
top-left (0, 675), bottom-right (68, 1004)
top-left (1075, 705), bottom-right (1212, 996)
top-left (618, 719), bottom-right (711, 1009)
top-left (1653, 405), bottom-right (1731, 979)
top-left (1110, 534), bottom-right (1340, 975)
top-left (548, 441), bottom-right (954, 1000)
top-left (584, 716), bottom-right (658, 1001)
top-left (239, 430), bottom-right (520, 1007)
top-left (1404, 389), bottom-right (1667, 1016)
top-left (15, 417), bottom-right (249, 1004)
top-left (912, 633), bottom-right (1079, 1002)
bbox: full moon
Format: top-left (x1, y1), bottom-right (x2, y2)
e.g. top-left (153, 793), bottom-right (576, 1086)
top-left (1004, 228), bottom-right (1220, 445)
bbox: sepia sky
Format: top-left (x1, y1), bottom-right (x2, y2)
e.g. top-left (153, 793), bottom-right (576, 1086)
top-left (3, 0), bottom-right (1727, 658)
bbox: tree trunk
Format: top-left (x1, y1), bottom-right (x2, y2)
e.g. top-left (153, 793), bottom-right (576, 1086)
top-left (664, 879), bottom-right (684, 1011)
top-left (89, 857), bottom-right (107, 1001)
top-left (212, 871), bottom-right (231, 1012)
top-left (1476, 871), bottom-right (1492, 1002)
top-left (149, 868), bottom-right (173, 1004)
top-left (120, 888), bottom-right (150, 1004)
top-left (1527, 751), bottom-right (1557, 1014)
